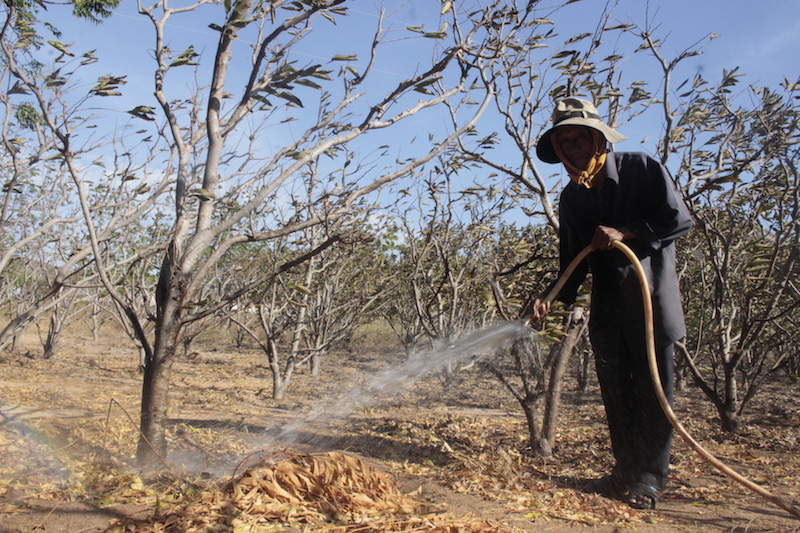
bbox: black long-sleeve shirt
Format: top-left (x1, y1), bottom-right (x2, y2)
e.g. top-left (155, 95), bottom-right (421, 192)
top-left (556, 152), bottom-right (693, 344)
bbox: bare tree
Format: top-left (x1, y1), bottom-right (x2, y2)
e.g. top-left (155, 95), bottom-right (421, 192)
top-left (227, 229), bottom-right (344, 400)
top-left (301, 224), bottom-right (394, 376)
top-left (0, 0), bottom-right (172, 365)
top-left (223, 208), bottom-right (389, 399)
top-left (398, 174), bottom-right (503, 337)
top-left (670, 78), bottom-right (800, 432)
top-left (0, 114), bottom-right (86, 349)
top-left (482, 305), bottom-right (587, 457)
top-left (120, 0), bottom-right (546, 465)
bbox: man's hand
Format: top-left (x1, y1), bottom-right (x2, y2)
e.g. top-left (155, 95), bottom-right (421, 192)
top-left (592, 225), bottom-right (633, 250)
top-left (522, 297), bottom-right (552, 323)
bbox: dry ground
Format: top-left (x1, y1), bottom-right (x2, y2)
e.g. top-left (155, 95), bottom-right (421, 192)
top-left (1, 322), bottom-right (799, 532)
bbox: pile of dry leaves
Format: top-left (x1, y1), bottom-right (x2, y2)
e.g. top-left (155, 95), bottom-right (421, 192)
top-left (113, 451), bottom-right (515, 532)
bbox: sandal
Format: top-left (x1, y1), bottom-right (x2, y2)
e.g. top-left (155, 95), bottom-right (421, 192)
top-left (624, 482), bottom-right (659, 510)
top-left (582, 474), bottom-right (628, 499)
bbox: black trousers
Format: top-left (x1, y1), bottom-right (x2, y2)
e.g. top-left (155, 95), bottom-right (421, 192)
top-left (591, 325), bottom-right (675, 490)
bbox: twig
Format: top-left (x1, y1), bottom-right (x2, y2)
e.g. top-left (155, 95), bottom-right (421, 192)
top-left (32, 500), bottom-right (61, 531)
top-left (105, 397), bottom-right (175, 474)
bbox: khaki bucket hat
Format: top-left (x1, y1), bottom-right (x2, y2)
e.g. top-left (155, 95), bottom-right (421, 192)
top-left (536, 98), bottom-right (627, 163)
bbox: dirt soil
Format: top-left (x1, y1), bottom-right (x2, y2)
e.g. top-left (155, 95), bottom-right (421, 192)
top-left (1, 325), bottom-right (799, 532)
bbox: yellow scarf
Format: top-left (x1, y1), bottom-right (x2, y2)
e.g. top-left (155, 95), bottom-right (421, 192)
top-left (552, 129), bottom-right (607, 188)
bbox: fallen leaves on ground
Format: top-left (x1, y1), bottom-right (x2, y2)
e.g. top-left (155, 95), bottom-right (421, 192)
top-left (2, 340), bottom-right (799, 532)
top-left (364, 414), bottom-right (647, 527)
top-left (113, 451), bottom-right (517, 532)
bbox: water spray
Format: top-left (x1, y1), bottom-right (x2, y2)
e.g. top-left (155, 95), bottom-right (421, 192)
top-left (251, 320), bottom-right (529, 459)
top-left (531, 241), bottom-right (800, 520)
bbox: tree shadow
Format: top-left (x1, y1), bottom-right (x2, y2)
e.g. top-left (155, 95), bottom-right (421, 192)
top-left (166, 416), bottom-right (454, 475)
top-left (0, 498), bottom-right (152, 533)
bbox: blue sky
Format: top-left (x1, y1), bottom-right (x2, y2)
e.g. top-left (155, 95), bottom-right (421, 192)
top-left (39, 0), bottom-right (799, 134)
top-left (31, 0), bottom-right (800, 216)
top-left (540, 0), bottom-right (800, 162)
top-left (361, 0), bottom-right (800, 88)
top-left (622, 0), bottom-right (799, 88)
top-left (42, 0), bottom-right (799, 96)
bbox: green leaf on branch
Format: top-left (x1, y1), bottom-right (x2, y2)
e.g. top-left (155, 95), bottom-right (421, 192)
top-left (47, 40), bottom-right (75, 57)
top-left (170, 46), bottom-right (199, 67)
top-left (71, 0), bottom-right (121, 24)
top-left (81, 50), bottom-right (99, 65)
top-left (45, 70), bottom-right (67, 88)
top-left (285, 150), bottom-right (309, 160)
top-left (424, 21), bottom-right (448, 39)
top-left (275, 91), bottom-right (303, 107)
top-left (294, 79), bottom-right (322, 89)
top-left (414, 76), bottom-right (441, 90)
top-left (564, 33), bottom-right (591, 44)
top-left (288, 284), bottom-right (313, 296)
top-left (190, 188), bottom-right (216, 201)
top-left (309, 68), bottom-right (332, 81)
top-left (231, 19), bottom-right (252, 28)
top-left (8, 81), bottom-right (30, 95)
top-left (127, 105), bottom-right (156, 121)
top-left (552, 50), bottom-right (576, 59)
top-left (90, 74), bottom-right (127, 97)
top-left (264, 87), bottom-right (303, 108)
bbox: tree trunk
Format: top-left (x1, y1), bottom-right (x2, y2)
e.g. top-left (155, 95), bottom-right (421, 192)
top-left (91, 302), bottom-right (101, 342)
top-left (272, 368), bottom-right (291, 400)
top-left (310, 352), bottom-right (322, 377)
top-left (43, 311), bottom-right (62, 359)
top-left (719, 362), bottom-right (741, 433)
top-left (541, 308), bottom-right (586, 452)
top-left (499, 338), bottom-right (552, 458)
top-left (577, 348), bottom-right (592, 394)
top-left (522, 396), bottom-right (549, 457)
top-left (269, 340), bottom-right (295, 400)
top-left (137, 345), bottom-right (146, 373)
top-left (137, 347), bottom-right (177, 467)
top-left (136, 270), bottom-right (184, 467)
top-left (0, 312), bottom-right (34, 352)
top-left (719, 403), bottom-right (740, 433)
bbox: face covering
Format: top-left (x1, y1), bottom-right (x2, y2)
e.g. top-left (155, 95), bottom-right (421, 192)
top-left (551, 128), bottom-right (607, 188)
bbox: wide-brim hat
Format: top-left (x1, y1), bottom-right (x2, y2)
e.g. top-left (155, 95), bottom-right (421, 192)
top-left (536, 98), bottom-right (627, 163)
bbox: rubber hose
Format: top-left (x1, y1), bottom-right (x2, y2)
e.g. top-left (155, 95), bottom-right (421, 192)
top-left (539, 241), bottom-right (800, 519)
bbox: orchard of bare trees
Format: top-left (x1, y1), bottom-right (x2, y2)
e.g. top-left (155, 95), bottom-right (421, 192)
top-left (1, 0), bottom-right (798, 470)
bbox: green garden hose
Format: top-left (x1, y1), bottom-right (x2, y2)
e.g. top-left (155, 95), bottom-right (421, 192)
top-left (539, 240), bottom-right (800, 519)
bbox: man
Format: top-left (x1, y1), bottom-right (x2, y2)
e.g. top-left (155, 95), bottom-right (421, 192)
top-left (525, 98), bottom-right (693, 509)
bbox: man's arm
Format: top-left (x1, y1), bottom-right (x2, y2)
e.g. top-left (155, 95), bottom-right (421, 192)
top-left (592, 225), bottom-right (635, 250)
top-left (622, 156), bottom-right (693, 249)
